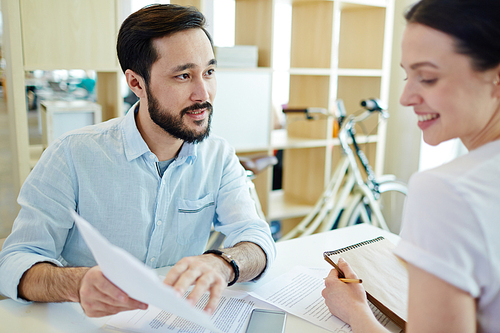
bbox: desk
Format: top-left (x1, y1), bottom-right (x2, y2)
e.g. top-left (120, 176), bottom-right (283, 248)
top-left (0, 224), bottom-right (399, 333)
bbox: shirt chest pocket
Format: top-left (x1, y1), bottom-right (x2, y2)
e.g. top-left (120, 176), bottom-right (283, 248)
top-left (175, 194), bottom-right (216, 245)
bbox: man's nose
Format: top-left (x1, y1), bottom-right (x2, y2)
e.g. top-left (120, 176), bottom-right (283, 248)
top-left (191, 78), bottom-right (210, 102)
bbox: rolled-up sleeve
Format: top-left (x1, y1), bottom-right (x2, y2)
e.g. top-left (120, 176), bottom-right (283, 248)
top-left (213, 146), bottom-right (276, 279)
top-left (0, 139), bottom-right (76, 301)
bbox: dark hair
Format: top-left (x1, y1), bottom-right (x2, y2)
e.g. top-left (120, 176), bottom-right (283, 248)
top-left (117, 4), bottom-right (213, 84)
top-left (405, 0), bottom-right (500, 71)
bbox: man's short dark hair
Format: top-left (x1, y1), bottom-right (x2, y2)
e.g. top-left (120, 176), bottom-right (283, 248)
top-left (117, 4), bottom-right (213, 84)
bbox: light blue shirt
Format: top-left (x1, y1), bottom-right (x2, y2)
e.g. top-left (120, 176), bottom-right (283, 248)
top-left (0, 103), bottom-right (276, 301)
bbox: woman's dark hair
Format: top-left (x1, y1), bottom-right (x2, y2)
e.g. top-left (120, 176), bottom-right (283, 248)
top-left (117, 4), bottom-right (213, 84)
top-left (405, 0), bottom-right (500, 71)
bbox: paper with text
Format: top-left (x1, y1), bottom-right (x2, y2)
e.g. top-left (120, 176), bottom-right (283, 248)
top-left (70, 210), bottom-right (222, 333)
top-left (249, 266), bottom-right (402, 333)
top-left (105, 289), bottom-right (277, 333)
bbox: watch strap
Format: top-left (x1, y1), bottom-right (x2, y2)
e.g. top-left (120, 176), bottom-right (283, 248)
top-left (203, 249), bottom-right (240, 286)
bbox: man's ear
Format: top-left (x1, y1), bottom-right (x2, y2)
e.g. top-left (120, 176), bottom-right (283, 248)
top-left (125, 69), bottom-right (147, 99)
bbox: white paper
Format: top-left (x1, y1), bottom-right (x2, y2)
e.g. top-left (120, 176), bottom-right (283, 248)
top-left (105, 289), bottom-right (270, 333)
top-left (70, 210), bottom-right (222, 333)
top-left (249, 266), bottom-right (403, 333)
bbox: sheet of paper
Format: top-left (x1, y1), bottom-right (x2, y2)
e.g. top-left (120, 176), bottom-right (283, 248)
top-left (104, 289), bottom-right (278, 333)
top-left (249, 266), bottom-right (403, 333)
top-left (70, 210), bottom-right (222, 333)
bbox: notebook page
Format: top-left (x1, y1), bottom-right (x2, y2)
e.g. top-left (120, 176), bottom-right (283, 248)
top-left (324, 237), bottom-right (408, 325)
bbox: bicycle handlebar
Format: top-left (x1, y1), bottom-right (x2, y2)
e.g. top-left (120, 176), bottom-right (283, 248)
top-left (337, 99), bottom-right (389, 195)
top-left (341, 99), bottom-right (388, 128)
top-left (360, 98), bottom-right (385, 111)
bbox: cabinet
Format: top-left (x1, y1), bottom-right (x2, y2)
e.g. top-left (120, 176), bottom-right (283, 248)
top-left (172, 0), bottom-right (394, 229)
top-left (40, 101), bottom-right (102, 147)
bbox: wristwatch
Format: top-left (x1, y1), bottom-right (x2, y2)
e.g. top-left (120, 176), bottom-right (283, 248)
top-left (203, 249), bottom-right (240, 286)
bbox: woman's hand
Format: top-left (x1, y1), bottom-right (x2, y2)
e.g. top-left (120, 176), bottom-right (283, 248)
top-left (322, 258), bottom-right (388, 332)
top-left (322, 258), bottom-right (370, 324)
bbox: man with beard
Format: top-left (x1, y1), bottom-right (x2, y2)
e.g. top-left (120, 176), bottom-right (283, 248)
top-left (0, 4), bottom-right (276, 318)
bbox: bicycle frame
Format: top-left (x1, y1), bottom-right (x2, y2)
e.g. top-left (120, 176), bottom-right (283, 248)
top-left (279, 104), bottom-right (393, 240)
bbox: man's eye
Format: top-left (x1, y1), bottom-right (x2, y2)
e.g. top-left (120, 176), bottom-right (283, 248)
top-left (177, 73), bottom-right (190, 80)
top-left (206, 69), bottom-right (215, 76)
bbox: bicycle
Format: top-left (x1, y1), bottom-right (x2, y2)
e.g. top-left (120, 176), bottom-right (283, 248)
top-left (279, 99), bottom-right (408, 240)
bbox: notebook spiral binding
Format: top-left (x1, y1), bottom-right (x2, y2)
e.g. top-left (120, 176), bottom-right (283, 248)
top-left (324, 236), bottom-right (385, 256)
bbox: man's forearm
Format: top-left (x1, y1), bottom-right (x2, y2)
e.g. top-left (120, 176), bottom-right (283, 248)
top-left (18, 262), bottom-right (90, 303)
top-left (223, 242), bottom-right (267, 282)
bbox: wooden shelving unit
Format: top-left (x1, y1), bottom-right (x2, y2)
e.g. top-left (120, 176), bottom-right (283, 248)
top-left (4, 0), bottom-right (123, 194)
top-left (172, 0), bottom-right (395, 226)
top-left (5, 0), bottom-right (394, 227)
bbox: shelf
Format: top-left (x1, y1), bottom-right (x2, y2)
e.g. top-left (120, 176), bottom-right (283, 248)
top-left (337, 68), bottom-right (383, 77)
top-left (216, 67), bottom-right (273, 73)
top-left (290, 0), bottom-right (387, 5)
top-left (290, 1), bottom-right (334, 69)
top-left (289, 68), bottom-right (332, 76)
top-left (20, 0), bottom-right (118, 70)
top-left (271, 129), bottom-right (328, 149)
top-left (338, 4), bottom-right (386, 70)
top-left (268, 190), bottom-right (314, 221)
top-left (330, 134), bottom-right (379, 146)
top-left (340, 0), bottom-right (388, 9)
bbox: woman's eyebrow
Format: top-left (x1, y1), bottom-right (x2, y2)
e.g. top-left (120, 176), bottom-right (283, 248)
top-left (400, 61), bottom-right (439, 70)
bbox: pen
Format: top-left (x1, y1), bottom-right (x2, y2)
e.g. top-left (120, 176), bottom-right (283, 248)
top-left (323, 277), bottom-right (362, 283)
top-left (339, 278), bottom-right (362, 283)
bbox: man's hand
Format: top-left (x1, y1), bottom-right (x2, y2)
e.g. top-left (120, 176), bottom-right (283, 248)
top-left (79, 266), bottom-right (148, 317)
top-left (163, 254), bottom-right (231, 314)
top-left (163, 242), bottom-right (267, 314)
top-left (18, 263), bottom-right (147, 318)
top-left (18, 262), bottom-right (147, 317)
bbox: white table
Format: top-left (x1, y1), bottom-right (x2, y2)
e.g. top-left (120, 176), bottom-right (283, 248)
top-left (0, 224), bottom-right (399, 333)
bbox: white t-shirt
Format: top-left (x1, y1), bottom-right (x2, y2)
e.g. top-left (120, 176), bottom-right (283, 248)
top-left (394, 140), bottom-right (500, 332)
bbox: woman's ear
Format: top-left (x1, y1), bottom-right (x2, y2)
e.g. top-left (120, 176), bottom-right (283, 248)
top-left (125, 69), bottom-right (147, 99)
top-left (491, 65), bottom-right (500, 98)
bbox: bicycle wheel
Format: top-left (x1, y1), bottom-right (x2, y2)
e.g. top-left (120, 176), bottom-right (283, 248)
top-left (342, 180), bottom-right (408, 231)
top-left (377, 180), bottom-right (408, 231)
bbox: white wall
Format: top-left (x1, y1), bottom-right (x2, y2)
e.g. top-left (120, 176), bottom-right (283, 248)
top-left (383, 0), bottom-right (421, 233)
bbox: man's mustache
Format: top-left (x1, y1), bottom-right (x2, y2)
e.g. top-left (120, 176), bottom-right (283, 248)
top-left (181, 102), bottom-right (213, 116)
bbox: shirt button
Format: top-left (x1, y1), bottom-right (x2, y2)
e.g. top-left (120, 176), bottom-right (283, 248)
top-left (150, 257), bottom-right (156, 262)
top-left (149, 154), bottom-right (155, 160)
top-left (157, 220), bottom-right (162, 226)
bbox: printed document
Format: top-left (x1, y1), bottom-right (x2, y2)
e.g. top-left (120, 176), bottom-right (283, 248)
top-left (105, 289), bottom-right (268, 333)
top-left (70, 210), bottom-right (222, 333)
top-left (249, 266), bottom-right (403, 333)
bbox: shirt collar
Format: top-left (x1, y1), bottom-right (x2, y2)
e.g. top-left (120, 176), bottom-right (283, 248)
top-left (122, 101), bottom-right (198, 163)
top-left (122, 102), bottom-right (151, 161)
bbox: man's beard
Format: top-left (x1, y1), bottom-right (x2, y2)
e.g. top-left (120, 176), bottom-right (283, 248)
top-left (146, 86), bottom-right (212, 144)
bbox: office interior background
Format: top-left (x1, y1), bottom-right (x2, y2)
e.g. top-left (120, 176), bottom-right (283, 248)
top-left (0, 0), bottom-right (467, 240)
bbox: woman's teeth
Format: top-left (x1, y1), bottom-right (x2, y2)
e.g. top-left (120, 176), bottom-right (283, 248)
top-left (417, 113), bottom-right (439, 122)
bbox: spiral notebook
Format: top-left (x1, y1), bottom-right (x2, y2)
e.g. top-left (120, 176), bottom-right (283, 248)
top-left (323, 237), bottom-right (408, 329)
